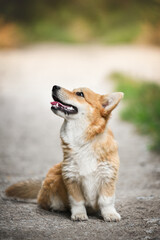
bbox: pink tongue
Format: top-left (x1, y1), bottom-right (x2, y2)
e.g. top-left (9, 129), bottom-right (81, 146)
top-left (50, 101), bottom-right (64, 108)
top-left (51, 101), bottom-right (74, 112)
top-left (50, 101), bottom-right (58, 105)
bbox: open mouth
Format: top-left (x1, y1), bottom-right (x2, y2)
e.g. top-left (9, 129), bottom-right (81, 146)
top-left (51, 95), bottom-right (78, 114)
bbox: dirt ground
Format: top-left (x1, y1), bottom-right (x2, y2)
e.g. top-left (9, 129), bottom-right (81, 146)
top-left (0, 44), bottom-right (160, 240)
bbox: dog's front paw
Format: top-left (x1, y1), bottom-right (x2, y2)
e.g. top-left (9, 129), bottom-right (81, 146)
top-left (71, 213), bottom-right (88, 221)
top-left (102, 209), bottom-right (121, 222)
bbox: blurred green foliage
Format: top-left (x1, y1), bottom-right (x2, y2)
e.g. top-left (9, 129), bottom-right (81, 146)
top-left (111, 72), bottom-right (160, 152)
top-left (0, 0), bottom-right (160, 44)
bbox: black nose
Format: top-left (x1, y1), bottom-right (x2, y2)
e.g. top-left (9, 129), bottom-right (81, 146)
top-left (52, 85), bottom-right (61, 92)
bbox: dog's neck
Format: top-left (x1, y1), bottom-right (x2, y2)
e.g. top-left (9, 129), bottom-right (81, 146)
top-left (60, 118), bottom-right (88, 145)
top-left (60, 117), bottom-right (107, 147)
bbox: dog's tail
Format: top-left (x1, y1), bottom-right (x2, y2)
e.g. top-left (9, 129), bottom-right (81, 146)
top-left (5, 178), bottom-right (43, 199)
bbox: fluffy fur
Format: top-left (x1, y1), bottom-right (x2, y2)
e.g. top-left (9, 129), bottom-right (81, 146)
top-left (6, 86), bottom-right (123, 221)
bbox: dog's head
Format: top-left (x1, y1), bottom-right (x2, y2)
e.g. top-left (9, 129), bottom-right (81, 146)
top-left (51, 85), bottom-right (124, 121)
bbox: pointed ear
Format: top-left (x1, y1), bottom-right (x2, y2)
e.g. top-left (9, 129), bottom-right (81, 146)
top-left (102, 92), bottom-right (124, 113)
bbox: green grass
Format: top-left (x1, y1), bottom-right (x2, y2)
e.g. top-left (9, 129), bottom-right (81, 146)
top-left (1, 0), bottom-right (160, 45)
top-left (111, 72), bottom-right (160, 152)
top-left (23, 8), bottom-right (142, 44)
top-left (23, 21), bottom-right (76, 43)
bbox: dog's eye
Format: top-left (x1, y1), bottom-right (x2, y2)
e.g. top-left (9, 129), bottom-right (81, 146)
top-left (76, 92), bottom-right (84, 98)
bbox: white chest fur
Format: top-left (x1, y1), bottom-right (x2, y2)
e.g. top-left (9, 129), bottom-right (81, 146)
top-left (62, 147), bottom-right (113, 207)
top-left (61, 121), bottom-right (113, 208)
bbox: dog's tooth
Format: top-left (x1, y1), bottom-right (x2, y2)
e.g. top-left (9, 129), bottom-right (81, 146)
top-left (67, 106), bottom-right (73, 111)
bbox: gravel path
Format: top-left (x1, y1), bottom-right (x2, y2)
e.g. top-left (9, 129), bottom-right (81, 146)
top-left (0, 44), bottom-right (160, 240)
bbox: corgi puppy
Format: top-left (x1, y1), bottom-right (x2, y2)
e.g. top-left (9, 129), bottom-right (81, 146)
top-left (6, 85), bottom-right (124, 221)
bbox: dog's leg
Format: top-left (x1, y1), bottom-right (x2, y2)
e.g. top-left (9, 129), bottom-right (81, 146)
top-left (65, 181), bottom-right (88, 221)
top-left (98, 183), bottom-right (121, 222)
top-left (38, 163), bottom-right (68, 211)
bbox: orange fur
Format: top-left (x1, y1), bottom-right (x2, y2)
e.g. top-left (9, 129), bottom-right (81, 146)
top-left (65, 181), bottom-right (84, 202)
top-left (37, 163), bottom-right (68, 210)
